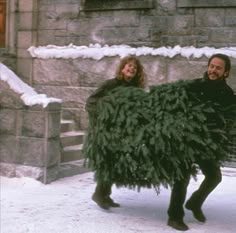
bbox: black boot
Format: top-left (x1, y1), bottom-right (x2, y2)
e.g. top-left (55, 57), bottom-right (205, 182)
top-left (92, 183), bottom-right (112, 210)
top-left (105, 196), bottom-right (120, 208)
top-left (92, 192), bottom-right (110, 210)
top-left (185, 201), bottom-right (206, 222)
top-left (167, 218), bottom-right (189, 231)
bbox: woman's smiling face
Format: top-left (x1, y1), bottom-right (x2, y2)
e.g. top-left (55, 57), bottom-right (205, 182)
top-left (121, 61), bottom-right (138, 82)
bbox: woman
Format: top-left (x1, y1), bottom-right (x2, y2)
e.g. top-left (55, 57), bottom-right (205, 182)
top-left (85, 56), bottom-right (146, 210)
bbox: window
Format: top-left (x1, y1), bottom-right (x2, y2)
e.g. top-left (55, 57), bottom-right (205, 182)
top-left (82, 0), bottom-right (155, 11)
top-left (0, 0), bottom-right (6, 48)
top-left (178, 0), bottom-right (236, 8)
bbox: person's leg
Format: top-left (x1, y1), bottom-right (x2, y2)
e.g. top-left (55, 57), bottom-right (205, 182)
top-left (103, 184), bottom-right (120, 207)
top-left (92, 182), bottom-right (120, 209)
top-left (92, 182), bottom-right (112, 209)
top-left (167, 172), bottom-right (191, 231)
top-left (185, 160), bottom-right (222, 222)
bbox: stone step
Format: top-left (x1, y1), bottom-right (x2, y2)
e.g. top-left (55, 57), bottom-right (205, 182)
top-left (60, 119), bottom-right (75, 133)
top-left (61, 144), bottom-right (84, 163)
top-left (56, 160), bottom-right (91, 180)
top-left (60, 130), bottom-right (85, 147)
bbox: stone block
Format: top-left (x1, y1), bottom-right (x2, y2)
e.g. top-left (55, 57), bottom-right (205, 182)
top-left (17, 48), bottom-right (32, 59)
top-left (0, 162), bottom-right (45, 182)
top-left (33, 59), bottom-right (78, 86)
top-left (167, 58), bottom-right (206, 82)
top-left (0, 109), bottom-right (17, 135)
top-left (19, 0), bottom-right (37, 12)
top-left (18, 12), bottom-right (38, 30)
top-left (167, 15), bottom-right (194, 35)
top-left (0, 162), bottom-right (16, 177)
top-left (48, 111), bottom-right (61, 138)
top-left (82, 0), bottom-right (155, 11)
top-left (17, 104), bottom-right (61, 138)
top-left (17, 31), bottom-right (34, 49)
top-left (102, 28), bottom-right (150, 44)
top-left (0, 136), bottom-right (17, 163)
top-left (35, 85), bottom-right (91, 109)
top-left (141, 56), bottom-right (167, 86)
top-left (210, 29), bottom-right (236, 43)
top-left (195, 9), bottom-right (224, 27)
top-left (37, 30), bottom-right (56, 45)
top-left (17, 137), bottom-right (60, 167)
top-left (178, 0), bottom-right (236, 7)
top-left (38, 11), bottom-right (67, 30)
top-left (0, 82), bottom-right (25, 109)
top-left (112, 11), bottom-right (139, 27)
top-left (225, 16), bottom-right (236, 27)
top-left (19, 110), bottom-right (46, 138)
top-left (73, 57), bottom-right (118, 87)
top-left (47, 138), bottom-right (61, 166)
top-left (55, 4), bottom-right (80, 19)
top-left (16, 58), bottom-right (33, 84)
top-left (15, 165), bottom-right (44, 180)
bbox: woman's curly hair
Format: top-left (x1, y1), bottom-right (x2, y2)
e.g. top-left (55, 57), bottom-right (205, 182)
top-left (115, 56), bottom-right (146, 88)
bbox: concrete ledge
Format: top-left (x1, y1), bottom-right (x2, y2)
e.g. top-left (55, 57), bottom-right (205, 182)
top-left (82, 0), bottom-right (155, 11)
top-left (178, 0), bottom-right (236, 8)
top-left (0, 160), bottom-right (91, 184)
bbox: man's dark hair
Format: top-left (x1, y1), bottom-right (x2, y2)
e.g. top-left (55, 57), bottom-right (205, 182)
top-left (208, 53), bottom-right (231, 75)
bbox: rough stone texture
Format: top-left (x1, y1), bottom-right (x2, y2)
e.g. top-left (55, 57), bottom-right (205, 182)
top-left (0, 78), bottom-right (62, 182)
top-left (0, 162), bottom-right (57, 183)
top-left (31, 55), bottom-right (236, 132)
top-left (1, 0), bottom-right (236, 176)
top-left (3, 0), bottom-right (236, 82)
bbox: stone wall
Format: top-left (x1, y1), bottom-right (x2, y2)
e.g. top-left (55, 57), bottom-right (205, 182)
top-left (1, 0), bottom-right (236, 172)
top-left (32, 55), bottom-right (236, 130)
top-left (36, 0), bottom-right (236, 48)
top-left (2, 0), bottom-right (236, 84)
top-left (0, 80), bottom-right (62, 183)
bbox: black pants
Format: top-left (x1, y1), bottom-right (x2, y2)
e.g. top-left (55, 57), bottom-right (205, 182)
top-left (94, 182), bottom-right (112, 199)
top-left (168, 160), bottom-right (222, 220)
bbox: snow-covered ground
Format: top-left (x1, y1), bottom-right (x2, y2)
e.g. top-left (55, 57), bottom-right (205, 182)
top-left (1, 167), bottom-right (236, 233)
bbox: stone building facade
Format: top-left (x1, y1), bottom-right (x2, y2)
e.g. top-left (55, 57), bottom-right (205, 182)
top-left (0, 0), bottom-right (236, 177)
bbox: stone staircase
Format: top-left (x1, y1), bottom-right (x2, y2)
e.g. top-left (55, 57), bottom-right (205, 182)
top-left (60, 119), bottom-right (84, 162)
top-left (56, 119), bottom-right (90, 179)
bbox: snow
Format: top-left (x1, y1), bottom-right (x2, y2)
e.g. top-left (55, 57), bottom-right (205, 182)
top-left (1, 168), bottom-right (236, 233)
top-left (2, 44), bottom-right (236, 107)
top-left (28, 44), bottom-right (236, 60)
top-left (0, 63), bottom-right (61, 108)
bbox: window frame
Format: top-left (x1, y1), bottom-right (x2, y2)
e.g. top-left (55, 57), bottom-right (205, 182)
top-left (178, 0), bottom-right (236, 8)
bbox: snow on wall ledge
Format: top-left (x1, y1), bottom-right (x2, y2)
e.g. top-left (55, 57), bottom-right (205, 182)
top-left (0, 63), bottom-right (62, 108)
top-left (28, 44), bottom-right (236, 60)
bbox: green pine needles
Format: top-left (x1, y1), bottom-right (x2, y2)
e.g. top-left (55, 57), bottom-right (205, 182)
top-left (83, 80), bottom-right (236, 189)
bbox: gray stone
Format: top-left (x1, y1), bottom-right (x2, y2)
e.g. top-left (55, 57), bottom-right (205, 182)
top-left (0, 136), bottom-right (17, 163)
top-left (195, 9), bottom-right (224, 27)
top-left (168, 58), bottom-right (206, 82)
top-left (20, 111), bottom-right (46, 138)
top-left (16, 137), bottom-right (60, 167)
top-left (0, 109), bottom-right (17, 135)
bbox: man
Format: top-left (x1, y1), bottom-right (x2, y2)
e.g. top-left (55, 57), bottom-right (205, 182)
top-left (167, 54), bottom-right (236, 231)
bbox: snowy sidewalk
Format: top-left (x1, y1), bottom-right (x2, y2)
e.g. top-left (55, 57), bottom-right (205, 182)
top-left (1, 167), bottom-right (236, 233)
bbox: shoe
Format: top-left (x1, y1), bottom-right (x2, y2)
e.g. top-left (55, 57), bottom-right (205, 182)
top-left (185, 202), bottom-right (206, 223)
top-left (106, 197), bottom-right (120, 208)
top-left (92, 193), bottom-right (110, 210)
top-left (167, 219), bottom-right (189, 231)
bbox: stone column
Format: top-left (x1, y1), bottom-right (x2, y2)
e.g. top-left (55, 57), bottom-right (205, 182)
top-left (16, 0), bottom-right (38, 84)
top-left (0, 85), bottom-right (62, 183)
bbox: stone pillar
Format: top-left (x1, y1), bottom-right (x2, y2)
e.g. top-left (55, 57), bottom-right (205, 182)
top-left (0, 83), bottom-right (62, 183)
top-left (16, 0), bottom-right (38, 84)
